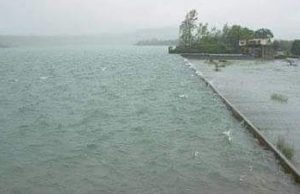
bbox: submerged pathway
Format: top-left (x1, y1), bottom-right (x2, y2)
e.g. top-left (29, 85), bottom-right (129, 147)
top-left (186, 58), bottom-right (300, 170)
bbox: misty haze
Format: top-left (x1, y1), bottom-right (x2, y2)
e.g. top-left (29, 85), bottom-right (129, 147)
top-left (1, 1), bottom-right (300, 194)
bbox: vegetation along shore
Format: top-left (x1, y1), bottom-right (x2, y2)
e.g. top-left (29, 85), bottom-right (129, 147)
top-left (169, 10), bottom-right (300, 59)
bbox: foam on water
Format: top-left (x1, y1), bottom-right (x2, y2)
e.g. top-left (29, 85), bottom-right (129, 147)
top-left (179, 94), bottom-right (188, 99)
top-left (0, 46), bottom-right (299, 194)
top-left (40, 76), bottom-right (48, 80)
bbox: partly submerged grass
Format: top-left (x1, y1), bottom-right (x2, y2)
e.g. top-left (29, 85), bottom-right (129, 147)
top-left (206, 59), bottom-right (220, 72)
top-left (271, 93), bottom-right (288, 103)
top-left (206, 59), bottom-right (232, 72)
top-left (276, 136), bottom-right (294, 160)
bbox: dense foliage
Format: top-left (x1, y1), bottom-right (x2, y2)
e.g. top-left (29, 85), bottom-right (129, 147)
top-left (178, 10), bottom-right (274, 54)
top-left (272, 40), bottom-right (292, 52)
top-left (291, 40), bottom-right (300, 56)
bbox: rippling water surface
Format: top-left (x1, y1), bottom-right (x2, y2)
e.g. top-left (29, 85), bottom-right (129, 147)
top-left (0, 46), bottom-right (299, 194)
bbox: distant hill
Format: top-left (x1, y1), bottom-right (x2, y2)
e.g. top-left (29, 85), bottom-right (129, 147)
top-left (0, 35), bottom-right (133, 47)
top-left (135, 39), bottom-right (178, 46)
top-left (0, 26), bottom-right (179, 47)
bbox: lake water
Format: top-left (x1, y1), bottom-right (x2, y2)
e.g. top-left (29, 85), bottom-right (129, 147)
top-left (0, 46), bottom-right (299, 194)
top-left (187, 58), bottom-right (300, 169)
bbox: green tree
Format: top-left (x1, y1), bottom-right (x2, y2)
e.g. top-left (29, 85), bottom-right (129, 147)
top-left (254, 28), bottom-right (274, 39)
top-left (195, 23), bottom-right (209, 44)
top-left (174, 10), bottom-right (276, 54)
top-left (222, 25), bottom-right (254, 52)
top-left (291, 40), bottom-right (300, 56)
top-left (239, 27), bottom-right (255, 39)
top-left (179, 10), bottom-right (198, 48)
top-left (272, 40), bottom-right (280, 51)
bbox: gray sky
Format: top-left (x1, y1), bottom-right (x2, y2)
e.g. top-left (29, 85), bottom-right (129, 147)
top-left (0, 0), bottom-right (299, 39)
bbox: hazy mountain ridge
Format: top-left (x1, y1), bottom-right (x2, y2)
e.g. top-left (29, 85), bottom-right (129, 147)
top-left (0, 27), bottom-right (179, 47)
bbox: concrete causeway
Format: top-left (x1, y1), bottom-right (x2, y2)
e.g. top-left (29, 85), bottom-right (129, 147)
top-left (186, 58), bottom-right (300, 171)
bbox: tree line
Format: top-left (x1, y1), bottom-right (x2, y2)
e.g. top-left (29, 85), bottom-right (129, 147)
top-left (177, 10), bottom-right (300, 56)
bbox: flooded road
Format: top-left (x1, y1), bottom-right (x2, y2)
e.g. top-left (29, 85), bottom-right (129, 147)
top-left (187, 58), bottom-right (300, 170)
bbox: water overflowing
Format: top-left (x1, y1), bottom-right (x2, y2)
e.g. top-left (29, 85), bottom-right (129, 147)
top-left (187, 58), bottom-right (300, 169)
top-left (0, 46), bottom-right (299, 193)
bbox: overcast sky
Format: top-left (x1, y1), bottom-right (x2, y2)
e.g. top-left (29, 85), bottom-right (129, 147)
top-left (0, 0), bottom-right (299, 39)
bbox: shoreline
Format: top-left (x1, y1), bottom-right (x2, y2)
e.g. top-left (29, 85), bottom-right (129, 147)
top-left (180, 53), bottom-right (254, 60)
top-left (183, 57), bottom-right (300, 183)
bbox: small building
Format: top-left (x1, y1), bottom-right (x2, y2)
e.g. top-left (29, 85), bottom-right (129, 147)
top-left (239, 38), bottom-right (274, 59)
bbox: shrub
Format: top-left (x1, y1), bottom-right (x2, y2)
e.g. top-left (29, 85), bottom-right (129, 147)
top-left (276, 136), bottom-right (294, 160)
top-left (291, 40), bottom-right (300, 56)
top-left (271, 93), bottom-right (288, 103)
